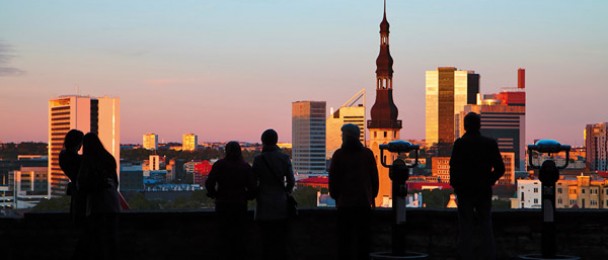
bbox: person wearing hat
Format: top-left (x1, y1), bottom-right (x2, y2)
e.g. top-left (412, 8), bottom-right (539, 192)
top-left (329, 124), bottom-right (379, 260)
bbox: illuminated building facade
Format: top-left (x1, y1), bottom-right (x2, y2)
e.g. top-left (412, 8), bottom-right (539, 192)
top-left (182, 133), bottom-right (198, 151)
top-left (514, 176), bottom-right (608, 209)
top-left (425, 67), bottom-right (479, 155)
top-left (10, 166), bottom-right (48, 208)
top-left (431, 157), bottom-right (450, 183)
top-left (48, 95), bottom-right (120, 197)
top-left (585, 122), bottom-right (608, 171)
top-left (292, 101), bottom-right (327, 175)
top-left (326, 89), bottom-right (366, 159)
top-left (455, 69), bottom-right (527, 171)
top-left (143, 133), bottom-right (158, 150)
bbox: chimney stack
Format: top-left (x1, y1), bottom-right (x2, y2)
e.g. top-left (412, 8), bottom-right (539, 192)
top-left (518, 68), bottom-right (525, 89)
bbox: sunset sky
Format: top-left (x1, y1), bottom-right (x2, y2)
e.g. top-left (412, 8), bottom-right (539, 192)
top-left (1, 0), bottom-right (606, 145)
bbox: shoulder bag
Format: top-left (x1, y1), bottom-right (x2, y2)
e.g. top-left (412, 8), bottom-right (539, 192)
top-left (261, 154), bottom-right (298, 218)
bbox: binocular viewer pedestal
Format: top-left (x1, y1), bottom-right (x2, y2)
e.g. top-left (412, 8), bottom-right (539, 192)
top-left (369, 140), bottom-right (428, 259)
top-left (517, 139), bottom-right (579, 260)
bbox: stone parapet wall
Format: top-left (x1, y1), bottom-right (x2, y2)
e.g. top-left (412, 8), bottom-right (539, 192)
top-left (1, 209), bottom-right (606, 259)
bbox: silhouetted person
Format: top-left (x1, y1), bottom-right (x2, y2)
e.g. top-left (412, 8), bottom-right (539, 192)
top-left (252, 129), bottom-right (295, 260)
top-left (59, 129), bottom-right (86, 260)
top-left (449, 112), bottom-right (505, 260)
top-left (329, 124), bottom-right (379, 260)
top-left (205, 141), bottom-right (256, 260)
top-left (78, 133), bottom-right (121, 260)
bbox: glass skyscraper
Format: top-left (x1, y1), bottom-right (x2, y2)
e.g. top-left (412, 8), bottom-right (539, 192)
top-left (292, 101), bottom-right (326, 175)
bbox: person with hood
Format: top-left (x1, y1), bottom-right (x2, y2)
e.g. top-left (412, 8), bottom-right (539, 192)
top-left (59, 129), bottom-right (86, 259)
top-left (252, 129), bottom-right (295, 260)
top-left (329, 124), bottom-right (379, 260)
top-left (205, 141), bottom-right (256, 259)
top-left (78, 132), bottom-right (120, 260)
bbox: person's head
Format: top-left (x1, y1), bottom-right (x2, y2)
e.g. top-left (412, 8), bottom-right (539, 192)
top-left (341, 124), bottom-right (360, 143)
top-left (464, 112), bottom-right (481, 132)
top-left (82, 132), bottom-right (110, 159)
top-left (63, 129), bottom-right (84, 152)
top-left (261, 129), bottom-right (278, 146)
top-left (224, 141), bottom-right (243, 161)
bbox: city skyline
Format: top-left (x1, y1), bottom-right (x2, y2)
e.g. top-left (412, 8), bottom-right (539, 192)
top-left (1, 1), bottom-right (607, 145)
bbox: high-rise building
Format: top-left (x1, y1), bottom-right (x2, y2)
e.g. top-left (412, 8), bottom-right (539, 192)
top-left (48, 95), bottom-right (120, 197)
top-left (425, 67), bottom-right (479, 155)
top-left (326, 89), bottom-right (366, 159)
top-left (585, 122), bottom-right (608, 171)
top-left (182, 133), bottom-right (198, 151)
top-left (367, 4), bottom-right (402, 207)
top-left (456, 103), bottom-right (526, 171)
top-left (292, 101), bottom-right (326, 175)
top-left (455, 69), bottom-right (526, 171)
top-left (143, 133), bottom-right (158, 150)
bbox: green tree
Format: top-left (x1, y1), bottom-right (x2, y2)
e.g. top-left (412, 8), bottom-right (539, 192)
top-left (292, 186), bottom-right (318, 208)
top-left (492, 199), bottom-right (511, 209)
top-left (418, 189), bottom-right (453, 208)
top-left (126, 193), bottom-right (161, 210)
top-left (31, 196), bottom-right (70, 212)
top-left (164, 190), bottom-right (214, 209)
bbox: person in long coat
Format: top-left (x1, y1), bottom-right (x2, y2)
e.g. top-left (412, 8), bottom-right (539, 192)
top-left (59, 129), bottom-right (86, 259)
top-left (450, 112), bottom-right (505, 260)
top-left (329, 124), bottom-right (379, 260)
top-left (78, 132), bottom-right (121, 260)
top-left (205, 141), bottom-right (256, 259)
top-left (252, 129), bottom-right (295, 260)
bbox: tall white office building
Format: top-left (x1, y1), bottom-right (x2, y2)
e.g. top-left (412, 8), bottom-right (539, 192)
top-left (48, 95), bottom-right (120, 197)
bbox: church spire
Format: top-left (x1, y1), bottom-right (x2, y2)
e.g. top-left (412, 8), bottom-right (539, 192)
top-left (369, 0), bottom-right (400, 129)
top-left (376, 0), bottom-right (393, 85)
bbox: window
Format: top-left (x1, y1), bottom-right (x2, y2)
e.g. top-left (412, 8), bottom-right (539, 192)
top-left (582, 189), bottom-right (585, 194)
top-left (557, 198), bottom-right (562, 204)
top-left (557, 188), bottom-right (562, 194)
top-left (533, 188), bottom-right (538, 193)
top-left (384, 131), bottom-right (387, 138)
top-left (533, 198), bottom-right (538, 204)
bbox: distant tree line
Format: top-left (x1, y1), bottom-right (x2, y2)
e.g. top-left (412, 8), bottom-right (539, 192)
top-left (33, 185), bottom-right (318, 212)
top-left (0, 142), bottom-right (48, 159)
top-left (121, 147), bottom-right (292, 165)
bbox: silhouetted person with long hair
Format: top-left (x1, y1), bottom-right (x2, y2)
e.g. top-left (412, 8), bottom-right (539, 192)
top-left (59, 129), bottom-right (86, 259)
top-left (329, 124), bottom-right (379, 260)
top-left (450, 112), bottom-right (505, 260)
top-left (78, 133), bottom-right (121, 260)
top-left (252, 129), bottom-right (295, 260)
top-left (205, 141), bottom-right (256, 260)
